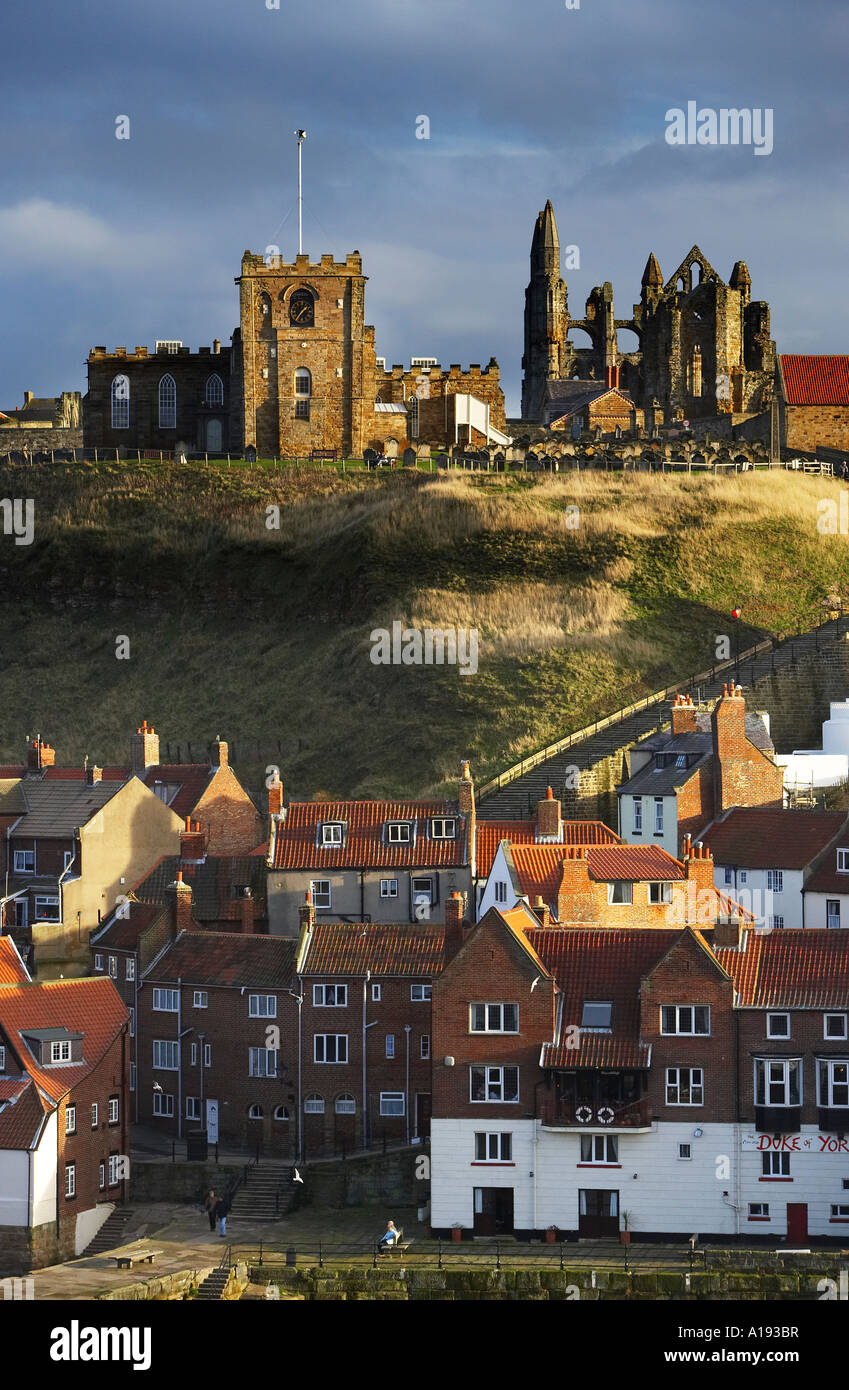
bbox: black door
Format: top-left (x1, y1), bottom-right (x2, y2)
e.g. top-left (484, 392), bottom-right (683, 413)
top-left (578, 1189), bottom-right (619, 1239)
top-left (473, 1187), bottom-right (514, 1236)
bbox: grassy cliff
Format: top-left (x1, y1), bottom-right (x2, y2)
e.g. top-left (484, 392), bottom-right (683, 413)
top-left (0, 461), bottom-right (846, 801)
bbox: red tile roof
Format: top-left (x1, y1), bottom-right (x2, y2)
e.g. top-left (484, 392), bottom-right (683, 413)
top-left (145, 930), bottom-right (297, 988)
top-left (0, 977), bottom-right (128, 1103)
top-left (717, 929), bottom-right (849, 1008)
top-left (139, 765), bottom-right (215, 818)
top-left (475, 819), bottom-right (620, 878)
top-left (781, 355), bottom-right (849, 406)
top-left (271, 800), bottom-right (468, 871)
top-left (0, 1076), bottom-right (50, 1150)
top-left (528, 928), bottom-right (681, 1068)
top-left (702, 809), bottom-right (846, 870)
top-left (509, 843), bottom-right (685, 902)
top-left (301, 923), bottom-right (445, 977)
top-left (0, 938), bottom-right (30, 984)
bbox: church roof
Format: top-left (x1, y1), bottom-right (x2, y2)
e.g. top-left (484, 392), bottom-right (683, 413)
top-left (780, 355), bottom-right (849, 406)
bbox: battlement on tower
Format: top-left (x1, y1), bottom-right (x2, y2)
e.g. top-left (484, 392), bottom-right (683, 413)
top-left (240, 250), bottom-right (363, 275)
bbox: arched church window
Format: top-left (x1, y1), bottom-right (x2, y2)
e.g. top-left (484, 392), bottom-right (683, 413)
top-left (111, 375), bottom-right (130, 429)
top-left (205, 373), bottom-right (224, 407)
top-left (158, 374), bottom-right (176, 429)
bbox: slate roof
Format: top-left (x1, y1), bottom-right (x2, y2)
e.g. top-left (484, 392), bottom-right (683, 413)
top-left (0, 977), bottom-right (128, 1103)
top-left (475, 819), bottom-right (620, 879)
top-left (271, 800), bottom-right (468, 872)
top-left (543, 380), bottom-right (633, 422)
top-left (300, 923), bottom-right (445, 977)
top-left (133, 855), bottom-right (266, 922)
top-left (701, 809), bottom-right (846, 870)
top-left (91, 901), bottom-right (168, 951)
top-left (717, 929), bottom-right (849, 1008)
top-left (528, 928), bottom-right (682, 1068)
top-left (0, 937), bottom-right (30, 984)
top-left (1, 779), bottom-right (122, 837)
top-left (145, 930), bottom-right (296, 988)
top-left (619, 752), bottom-right (712, 796)
top-left (780, 355), bottom-right (849, 406)
top-left (509, 843), bottom-right (686, 903)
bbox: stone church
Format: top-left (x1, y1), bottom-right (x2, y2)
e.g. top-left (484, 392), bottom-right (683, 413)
top-left (83, 248), bottom-right (507, 458)
top-left (521, 200), bottom-right (777, 432)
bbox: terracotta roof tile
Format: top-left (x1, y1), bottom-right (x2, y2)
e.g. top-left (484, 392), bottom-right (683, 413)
top-left (781, 355), bottom-right (849, 406)
top-left (510, 843), bottom-right (685, 902)
top-left (271, 800), bottom-right (468, 871)
top-left (301, 923), bottom-right (445, 977)
top-left (475, 819), bottom-right (620, 879)
top-left (702, 809), bottom-right (846, 870)
top-left (0, 1077), bottom-right (50, 1150)
top-left (0, 938), bottom-right (31, 984)
top-left (717, 929), bottom-right (849, 1008)
top-left (145, 930), bottom-right (296, 989)
top-left (0, 977), bottom-right (128, 1103)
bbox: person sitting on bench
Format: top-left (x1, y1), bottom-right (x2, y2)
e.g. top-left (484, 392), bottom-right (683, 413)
top-left (377, 1220), bottom-right (399, 1254)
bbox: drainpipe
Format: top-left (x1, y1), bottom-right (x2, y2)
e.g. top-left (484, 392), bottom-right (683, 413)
top-left (297, 976), bottom-right (303, 1162)
top-left (362, 972), bottom-right (369, 1148)
top-left (404, 1025), bottom-right (411, 1144)
top-left (176, 977), bottom-right (185, 1138)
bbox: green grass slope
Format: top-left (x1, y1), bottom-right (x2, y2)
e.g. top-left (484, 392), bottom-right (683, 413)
top-left (0, 461), bottom-right (846, 801)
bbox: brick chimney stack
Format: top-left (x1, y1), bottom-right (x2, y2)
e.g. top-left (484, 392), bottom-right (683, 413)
top-left (268, 771), bottom-right (284, 817)
top-left (713, 906), bottom-right (745, 950)
top-left (537, 787), bottom-right (561, 840)
top-left (172, 871), bottom-right (193, 934)
top-left (458, 760), bottom-right (476, 877)
top-left (240, 887), bottom-right (255, 934)
top-left (86, 765), bottom-right (103, 785)
top-left (181, 817), bottom-right (206, 863)
top-left (533, 895), bottom-right (551, 928)
top-left (299, 890), bottom-right (315, 936)
top-left (444, 891), bottom-right (467, 962)
top-left (26, 737), bottom-right (55, 772)
top-left (684, 840), bottom-right (715, 896)
top-left (671, 692), bottom-right (698, 735)
top-left (130, 720), bottom-right (160, 772)
top-left (212, 736), bottom-right (229, 769)
top-left (556, 847), bottom-right (595, 924)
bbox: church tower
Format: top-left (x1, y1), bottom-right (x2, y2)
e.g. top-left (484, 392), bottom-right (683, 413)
top-left (521, 201), bottom-right (569, 421)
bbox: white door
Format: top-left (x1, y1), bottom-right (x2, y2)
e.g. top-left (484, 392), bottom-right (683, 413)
top-left (206, 1099), bottom-right (219, 1142)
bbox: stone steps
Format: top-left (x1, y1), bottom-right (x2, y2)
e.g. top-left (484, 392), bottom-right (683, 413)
top-left (81, 1208), bottom-right (137, 1257)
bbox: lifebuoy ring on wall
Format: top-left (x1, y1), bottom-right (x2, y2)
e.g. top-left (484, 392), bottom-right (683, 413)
top-left (597, 1107), bottom-right (615, 1125)
top-left (575, 1105), bottom-right (593, 1124)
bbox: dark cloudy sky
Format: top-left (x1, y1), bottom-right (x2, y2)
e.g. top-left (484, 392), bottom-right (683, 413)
top-left (0, 0), bottom-right (845, 415)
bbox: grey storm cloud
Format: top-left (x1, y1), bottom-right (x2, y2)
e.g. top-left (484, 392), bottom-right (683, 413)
top-left (0, 0), bottom-right (846, 413)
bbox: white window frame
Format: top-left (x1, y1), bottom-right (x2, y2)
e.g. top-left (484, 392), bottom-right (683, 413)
top-left (108, 1154), bottom-right (120, 1186)
top-left (158, 373), bottom-right (176, 429)
top-left (65, 1105), bottom-right (76, 1135)
top-left (749, 1202), bottom-right (769, 1219)
top-left (203, 1043), bottom-right (211, 1069)
top-left (153, 1040), bottom-right (179, 1070)
top-left (385, 1034), bottom-right (395, 1058)
top-left (766, 870), bottom-right (783, 893)
top-left (825, 1013), bottom-right (848, 1040)
top-left (411, 877), bottom-right (433, 905)
top-left (632, 797), bottom-right (642, 833)
top-left (313, 984), bottom-right (347, 1008)
top-left (767, 1012), bottom-right (790, 1039)
top-left (335, 1094), bottom-right (356, 1114)
top-left (94, 954), bottom-right (104, 971)
top-left (111, 374), bottom-right (130, 429)
top-left (580, 1134), bottom-right (618, 1164)
top-left (762, 1151), bottom-right (790, 1177)
top-left (380, 878), bottom-right (398, 899)
top-left (91, 1103), bottom-right (98, 1128)
top-left (153, 1091), bottom-right (174, 1117)
top-left (314, 1034), bottom-right (348, 1064)
top-left (430, 818), bottom-right (456, 840)
top-left (13, 848), bottom-right (34, 874)
top-left (108, 1096), bottom-right (119, 1124)
top-left (771, 915), bottom-right (785, 930)
top-left (379, 1091), bottom-right (405, 1116)
top-left (205, 373), bottom-right (224, 407)
top-left (648, 882), bottom-right (673, 905)
top-left (827, 900), bottom-right (841, 929)
top-left (469, 1003), bottom-right (519, 1034)
top-left (33, 894), bottom-right (60, 922)
top-left (754, 1057), bottom-right (802, 1108)
top-left (837, 849), bottom-right (849, 874)
top-left (125, 957), bottom-right (135, 981)
top-left (248, 994), bottom-right (277, 1018)
top-left (660, 1004), bottom-right (710, 1036)
top-left (608, 881), bottom-right (633, 905)
top-left (371, 983), bottom-right (382, 1002)
top-left (387, 822), bottom-right (412, 844)
top-left (470, 1065), bottom-right (519, 1103)
top-left (248, 1047), bottom-right (277, 1077)
top-left (665, 1066), bottom-right (705, 1105)
top-left (321, 822), bottom-right (343, 847)
top-left (304, 1094), bottom-right (324, 1114)
top-left (411, 984), bottom-right (431, 1002)
top-left (818, 1059), bottom-right (849, 1108)
top-left (152, 987), bottom-right (178, 1012)
top-left (186, 1097), bottom-right (201, 1120)
top-left (495, 881), bottom-right (508, 904)
top-left (420, 1034), bottom-right (430, 1059)
top-left (193, 990), bottom-right (208, 1008)
top-left (678, 1143), bottom-right (692, 1161)
top-left (50, 1041), bottom-right (71, 1063)
top-left (65, 1163), bottom-right (76, 1198)
top-left (99, 1163), bottom-right (106, 1191)
top-left (310, 879), bottom-right (331, 910)
top-left (654, 797), bottom-right (664, 834)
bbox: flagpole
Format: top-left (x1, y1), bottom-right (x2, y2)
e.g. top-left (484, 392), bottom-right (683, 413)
top-left (294, 129), bottom-right (307, 255)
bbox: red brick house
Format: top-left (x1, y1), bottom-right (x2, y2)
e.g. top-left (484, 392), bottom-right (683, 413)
top-left (617, 687), bottom-right (784, 857)
top-left (474, 788), bottom-right (621, 909)
top-left (0, 973), bottom-right (130, 1273)
top-left (295, 905), bottom-right (444, 1156)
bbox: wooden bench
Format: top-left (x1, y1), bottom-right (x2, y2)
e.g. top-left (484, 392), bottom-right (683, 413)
top-left (378, 1228), bottom-right (412, 1256)
top-left (112, 1249), bottom-right (162, 1270)
top-left (310, 448), bottom-right (339, 462)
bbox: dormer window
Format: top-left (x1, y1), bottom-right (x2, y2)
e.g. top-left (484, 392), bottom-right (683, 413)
top-left (387, 822), bottom-right (412, 844)
top-left (581, 1001), bottom-right (613, 1032)
top-left (431, 818), bottom-right (456, 840)
top-left (321, 823), bottom-right (344, 848)
top-left (837, 849), bottom-right (849, 874)
top-left (675, 754), bottom-right (688, 768)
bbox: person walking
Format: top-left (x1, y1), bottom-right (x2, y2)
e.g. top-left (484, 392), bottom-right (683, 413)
top-left (215, 1191), bottom-right (231, 1237)
top-left (203, 1190), bottom-right (217, 1232)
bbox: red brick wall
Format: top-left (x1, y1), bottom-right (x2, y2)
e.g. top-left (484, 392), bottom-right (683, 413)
top-left (735, 1007), bottom-right (847, 1126)
top-left (58, 1014), bottom-right (130, 1258)
top-left (640, 933), bottom-right (736, 1124)
top-left (432, 913), bottom-right (554, 1122)
top-left (194, 766), bottom-right (264, 856)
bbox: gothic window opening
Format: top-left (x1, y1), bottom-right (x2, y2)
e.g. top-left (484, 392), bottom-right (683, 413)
top-left (158, 374), bottom-right (176, 429)
top-left (111, 375), bottom-right (130, 429)
top-left (205, 373), bottom-right (224, 407)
